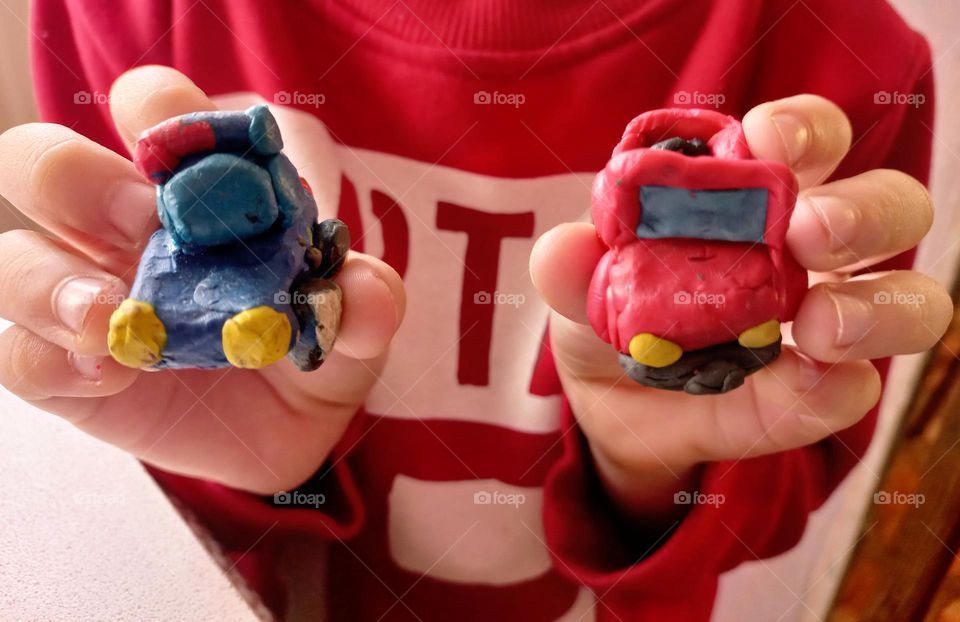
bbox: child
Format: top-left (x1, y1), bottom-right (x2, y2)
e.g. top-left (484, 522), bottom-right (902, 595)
top-left (0, 0), bottom-right (951, 619)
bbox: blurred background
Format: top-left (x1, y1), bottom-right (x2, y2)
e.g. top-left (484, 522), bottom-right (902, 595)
top-left (0, 0), bottom-right (36, 232)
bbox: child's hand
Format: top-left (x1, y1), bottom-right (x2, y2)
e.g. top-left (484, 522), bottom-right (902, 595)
top-left (530, 95), bottom-right (952, 520)
top-left (0, 67), bottom-right (405, 494)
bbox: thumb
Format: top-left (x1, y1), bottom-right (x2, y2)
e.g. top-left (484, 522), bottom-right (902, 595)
top-left (529, 222), bottom-right (605, 324)
top-left (109, 65), bottom-right (219, 152)
top-left (530, 222), bottom-right (623, 379)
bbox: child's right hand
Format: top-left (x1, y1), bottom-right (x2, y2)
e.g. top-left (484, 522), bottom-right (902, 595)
top-left (0, 66), bottom-right (405, 494)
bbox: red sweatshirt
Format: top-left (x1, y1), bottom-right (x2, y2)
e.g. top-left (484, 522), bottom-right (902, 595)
top-left (32, 1), bottom-right (933, 620)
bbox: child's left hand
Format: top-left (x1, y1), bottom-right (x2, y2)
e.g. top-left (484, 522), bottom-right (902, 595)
top-left (529, 95), bottom-right (952, 521)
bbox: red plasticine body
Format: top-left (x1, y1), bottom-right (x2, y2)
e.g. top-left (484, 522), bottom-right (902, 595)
top-left (588, 108), bottom-right (808, 395)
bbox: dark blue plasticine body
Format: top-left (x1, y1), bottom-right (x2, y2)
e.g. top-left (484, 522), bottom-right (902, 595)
top-left (131, 183), bottom-right (314, 368)
top-left (108, 105), bottom-right (348, 372)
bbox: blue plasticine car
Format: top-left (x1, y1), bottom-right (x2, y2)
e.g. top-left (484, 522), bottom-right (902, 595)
top-left (107, 105), bottom-right (349, 372)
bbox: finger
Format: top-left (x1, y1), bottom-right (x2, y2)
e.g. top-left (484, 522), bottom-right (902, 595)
top-left (0, 248), bottom-right (391, 493)
top-left (530, 222), bottom-right (607, 324)
top-left (742, 94), bottom-right (852, 190)
top-left (0, 227), bottom-right (403, 365)
top-left (792, 271), bottom-right (952, 363)
top-left (0, 230), bottom-right (127, 355)
top-left (0, 325), bottom-right (138, 401)
top-left (109, 65), bottom-right (217, 153)
top-left (330, 251), bottom-right (406, 361)
top-left (566, 347), bottom-right (881, 473)
top-left (0, 123), bottom-right (158, 263)
top-left (710, 348), bottom-right (882, 459)
top-left (788, 169), bottom-right (934, 272)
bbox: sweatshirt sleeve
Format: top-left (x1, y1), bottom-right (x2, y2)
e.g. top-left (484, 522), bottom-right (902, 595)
top-left (540, 31), bottom-right (936, 612)
top-left (147, 419), bottom-right (367, 549)
top-left (31, 0), bottom-right (367, 551)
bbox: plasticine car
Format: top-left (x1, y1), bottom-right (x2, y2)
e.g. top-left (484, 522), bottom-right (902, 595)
top-left (588, 108), bottom-right (809, 395)
top-left (107, 105), bottom-right (349, 372)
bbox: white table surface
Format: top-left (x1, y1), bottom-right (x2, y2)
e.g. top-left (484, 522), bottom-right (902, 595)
top-left (0, 317), bottom-right (262, 622)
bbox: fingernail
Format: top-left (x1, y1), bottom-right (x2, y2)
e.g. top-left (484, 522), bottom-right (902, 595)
top-left (54, 276), bottom-right (113, 335)
top-left (805, 195), bottom-right (861, 255)
top-left (69, 352), bottom-right (103, 382)
top-left (107, 181), bottom-right (158, 248)
top-left (770, 113), bottom-right (810, 166)
top-left (827, 288), bottom-right (876, 347)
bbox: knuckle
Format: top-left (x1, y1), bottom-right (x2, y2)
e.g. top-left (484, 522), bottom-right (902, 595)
top-left (879, 272), bottom-right (951, 350)
top-left (0, 326), bottom-right (53, 400)
top-left (875, 168), bottom-right (932, 213)
top-left (0, 230), bottom-right (49, 299)
top-left (852, 169), bottom-right (933, 249)
top-left (24, 135), bottom-right (87, 209)
top-left (893, 170), bottom-right (935, 231)
top-left (0, 122), bottom-right (64, 150)
top-left (0, 123), bottom-right (78, 200)
top-left (913, 276), bottom-right (952, 339)
top-left (798, 94), bottom-right (852, 153)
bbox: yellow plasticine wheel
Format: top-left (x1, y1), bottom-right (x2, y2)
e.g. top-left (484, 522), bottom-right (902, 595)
top-left (107, 299), bottom-right (168, 369)
top-left (628, 333), bottom-right (683, 368)
top-left (738, 319), bottom-right (781, 349)
top-left (222, 306), bottom-right (292, 369)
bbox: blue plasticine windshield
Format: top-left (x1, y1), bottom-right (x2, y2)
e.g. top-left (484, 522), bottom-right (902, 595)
top-left (636, 185), bottom-right (768, 243)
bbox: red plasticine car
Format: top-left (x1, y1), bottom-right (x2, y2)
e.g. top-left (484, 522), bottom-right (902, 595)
top-left (588, 108), bottom-right (809, 395)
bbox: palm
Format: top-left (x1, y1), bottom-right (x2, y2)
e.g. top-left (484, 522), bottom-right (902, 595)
top-left (88, 359), bottom-right (367, 492)
top-left (0, 67), bottom-right (403, 494)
